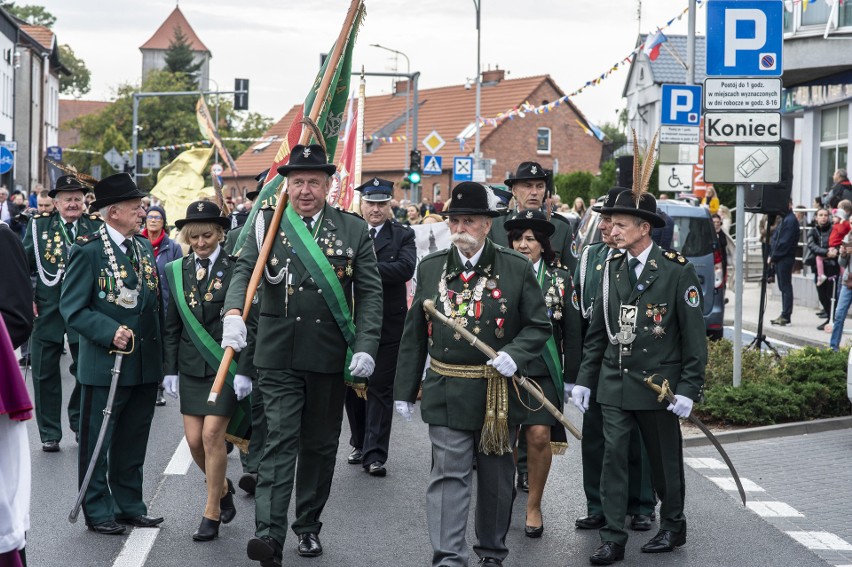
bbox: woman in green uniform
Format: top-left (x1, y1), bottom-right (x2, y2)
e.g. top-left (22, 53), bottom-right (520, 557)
top-left (162, 201), bottom-right (253, 541)
top-left (505, 209), bottom-right (575, 539)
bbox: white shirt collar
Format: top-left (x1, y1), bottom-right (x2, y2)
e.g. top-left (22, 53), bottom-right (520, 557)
top-left (369, 221), bottom-right (384, 236)
top-left (195, 245), bottom-right (221, 267)
top-left (627, 242), bottom-right (653, 270)
top-left (532, 259), bottom-right (542, 274)
top-left (59, 215), bottom-right (77, 228)
top-left (457, 245), bottom-right (484, 271)
top-left (105, 223), bottom-right (129, 252)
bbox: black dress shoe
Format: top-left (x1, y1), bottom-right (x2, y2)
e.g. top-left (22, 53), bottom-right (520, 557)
top-left (590, 541), bottom-right (625, 565)
top-left (630, 514), bottom-right (653, 531)
top-left (297, 532), bottom-right (323, 557)
top-left (478, 558), bottom-right (503, 566)
top-left (817, 320), bottom-right (830, 331)
top-left (220, 478), bottom-right (236, 524)
top-left (247, 536), bottom-right (283, 567)
top-left (524, 515), bottom-right (544, 538)
top-left (641, 529), bottom-right (686, 553)
top-left (366, 462), bottom-right (387, 477)
top-left (87, 520), bottom-right (127, 535)
top-left (155, 387), bottom-right (166, 406)
top-left (239, 473), bottom-right (257, 495)
top-left (192, 517), bottom-right (220, 541)
top-left (575, 514), bottom-right (606, 529)
top-left (347, 447), bottom-right (363, 464)
top-left (42, 440), bottom-right (60, 453)
top-left (516, 472), bottom-right (529, 492)
top-left (116, 515), bottom-right (164, 528)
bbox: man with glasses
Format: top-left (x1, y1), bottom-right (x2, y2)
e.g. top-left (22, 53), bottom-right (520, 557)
top-left (22, 175), bottom-right (102, 452)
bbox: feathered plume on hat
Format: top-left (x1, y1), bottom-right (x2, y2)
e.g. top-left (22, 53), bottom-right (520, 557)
top-left (46, 159), bottom-right (98, 189)
top-left (631, 128), bottom-right (659, 207)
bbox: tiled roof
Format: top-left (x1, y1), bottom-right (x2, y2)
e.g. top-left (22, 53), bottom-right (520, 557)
top-left (140, 6), bottom-right (209, 53)
top-left (231, 105), bottom-right (302, 179)
top-left (59, 99), bottom-right (112, 148)
top-left (233, 74), bottom-right (591, 176)
top-left (623, 34), bottom-right (707, 96)
top-left (20, 24), bottom-right (54, 51)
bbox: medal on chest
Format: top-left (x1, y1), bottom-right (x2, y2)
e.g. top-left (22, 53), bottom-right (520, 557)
top-left (646, 304), bottom-right (668, 339)
top-left (616, 304), bottom-right (638, 354)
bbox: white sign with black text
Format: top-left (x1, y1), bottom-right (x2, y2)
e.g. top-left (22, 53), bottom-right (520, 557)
top-left (703, 78), bottom-right (782, 110)
top-left (704, 112), bottom-right (781, 143)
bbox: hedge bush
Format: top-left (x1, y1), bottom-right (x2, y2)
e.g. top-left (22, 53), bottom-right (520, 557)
top-left (695, 340), bottom-right (850, 426)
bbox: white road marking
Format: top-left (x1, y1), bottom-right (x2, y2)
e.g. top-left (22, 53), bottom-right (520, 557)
top-left (163, 436), bottom-right (192, 475)
top-left (786, 531), bottom-right (852, 551)
top-left (685, 457), bottom-right (728, 469)
top-left (746, 501), bottom-right (804, 517)
top-left (707, 476), bottom-right (765, 492)
top-left (112, 528), bottom-right (159, 567)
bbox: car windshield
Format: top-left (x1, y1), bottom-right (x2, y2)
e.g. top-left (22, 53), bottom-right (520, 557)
top-left (669, 214), bottom-right (715, 256)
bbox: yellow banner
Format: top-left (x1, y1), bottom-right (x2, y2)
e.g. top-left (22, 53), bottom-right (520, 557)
top-left (151, 147), bottom-right (214, 231)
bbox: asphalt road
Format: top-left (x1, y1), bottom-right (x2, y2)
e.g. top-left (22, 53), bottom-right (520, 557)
top-left (20, 353), bottom-right (839, 567)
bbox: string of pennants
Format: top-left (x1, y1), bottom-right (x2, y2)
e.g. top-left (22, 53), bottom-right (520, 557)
top-left (62, 137), bottom-right (283, 156)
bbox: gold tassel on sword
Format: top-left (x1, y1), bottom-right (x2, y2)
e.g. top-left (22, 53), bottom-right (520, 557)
top-left (422, 299), bottom-right (582, 441)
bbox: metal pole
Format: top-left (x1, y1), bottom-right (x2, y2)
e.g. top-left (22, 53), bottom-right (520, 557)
top-left (131, 94), bottom-right (139, 186)
top-left (733, 184), bottom-right (745, 387)
top-left (473, 0), bottom-right (481, 161)
top-left (412, 72), bottom-right (420, 150)
top-left (370, 45), bottom-right (411, 171)
top-left (686, 0), bottom-right (696, 86)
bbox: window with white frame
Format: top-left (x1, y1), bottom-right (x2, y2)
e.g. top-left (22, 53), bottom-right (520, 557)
top-left (536, 127), bottom-right (551, 154)
top-left (819, 105), bottom-right (849, 192)
top-left (784, 0), bottom-right (852, 34)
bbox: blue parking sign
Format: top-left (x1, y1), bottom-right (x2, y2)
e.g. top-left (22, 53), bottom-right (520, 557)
top-left (706, 0), bottom-right (783, 77)
top-left (661, 85), bottom-right (702, 126)
top-left (0, 146), bottom-right (13, 174)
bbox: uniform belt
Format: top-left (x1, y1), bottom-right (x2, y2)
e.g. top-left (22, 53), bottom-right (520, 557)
top-left (429, 357), bottom-right (510, 455)
top-left (430, 358), bottom-right (501, 379)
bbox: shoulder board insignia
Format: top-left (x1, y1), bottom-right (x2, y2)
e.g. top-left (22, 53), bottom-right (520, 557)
top-left (38, 212), bottom-right (52, 218)
top-left (662, 249), bottom-right (688, 264)
top-left (79, 233), bottom-right (101, 245)
top-left (88, 213), bottom-right (100, 220)
top-left (609, 252), bottom-right (625, 261)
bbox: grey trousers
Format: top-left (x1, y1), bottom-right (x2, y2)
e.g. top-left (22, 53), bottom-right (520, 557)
top-left (427, 425), bottom-right (517, 567)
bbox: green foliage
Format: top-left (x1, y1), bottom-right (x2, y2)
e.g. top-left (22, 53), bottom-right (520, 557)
top-left (695, 339), bottom-right (850, 426)
top-left (58, 44), bottom-right (90, 98)
top-left (2, 2), bottom-right (55, 26)
top-left (589, 159), bottom-right (617, 200)
top-left (164, 25), bottom-right (202, 77)
top-left (599, 122), bottom-right (626, 147)
top-left (553, 171), bottom-right (596, 206)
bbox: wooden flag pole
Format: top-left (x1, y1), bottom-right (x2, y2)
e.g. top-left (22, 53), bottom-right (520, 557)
top-left (209, 0), bottom-right (363, 404)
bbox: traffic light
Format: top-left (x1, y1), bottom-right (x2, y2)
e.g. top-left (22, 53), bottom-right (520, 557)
top-left (408, 149), bottom-right (422, 184)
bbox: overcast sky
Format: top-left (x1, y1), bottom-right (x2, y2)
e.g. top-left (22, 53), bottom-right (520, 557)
top-left (40, 0), bottom-right (707, 132)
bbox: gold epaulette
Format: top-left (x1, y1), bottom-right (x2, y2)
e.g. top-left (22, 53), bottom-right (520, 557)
top-left (662, 249), bottom-right (687, 265)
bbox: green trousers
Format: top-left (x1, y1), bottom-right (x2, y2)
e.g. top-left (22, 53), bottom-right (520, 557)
top-left (240, 376), bottom-right (267, 474)
top-left (78, 383), bottom-right (157, 526)
top-left (254, 369), bottom-right (346, 545)
top-left (599, 404), bottom-right (686, 546)
top-left (31, 339), bottom-right (81, 442)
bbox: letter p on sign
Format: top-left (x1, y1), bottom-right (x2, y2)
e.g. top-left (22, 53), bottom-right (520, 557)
top-left (724, 9), bottom-right (766, 67)
top-left (671, 91), bottom-right (693, 122)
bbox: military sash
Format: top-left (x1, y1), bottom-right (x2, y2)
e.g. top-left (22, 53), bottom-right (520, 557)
top-left (280, 205), bottom-right (364, 393)
top-left (165, 261), bottom-right (251, 450)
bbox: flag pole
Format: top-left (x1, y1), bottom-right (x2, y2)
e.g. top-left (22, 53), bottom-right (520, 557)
top-left (209, 0), bottom-right (364, 405)
top-left (351, 68), bottom-right (366, 212)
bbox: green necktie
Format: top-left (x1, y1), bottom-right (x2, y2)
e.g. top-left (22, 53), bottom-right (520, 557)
top-left (124, 239), bottom-right (139, 272)
top-left (628, 257), bottom-right (640, 288)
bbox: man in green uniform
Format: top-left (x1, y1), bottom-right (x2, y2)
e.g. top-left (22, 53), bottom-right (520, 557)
top-left (60, 173), bottom-right (165, 535)
top-left (573, 187), bottom-right (656, 532)
top-left (223, 144), bottom-right (382, 566)
top-left (23, 175), bottom-right (102, 452)
top-left (394, 182), bottom-right (551, 567)
top-left (572, 188), bottom-right (706, 565)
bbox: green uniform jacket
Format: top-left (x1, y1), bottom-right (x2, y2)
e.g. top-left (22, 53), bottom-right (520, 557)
top-left (224, 204), bottom-right (383, 372)
top-left (489, 210), bottom-right (578, 274)
top-left (60, 232), bottom-right (164, 387)
top-left (394, 240), bottom-right (552, 430)
top-left (163, 251), bottom-right (254, 378)
top-left (522, 263), bottom-right (583, 404)
top-left (576, 243), bottom-right (706, 410)
top-left (23, 212), bottom-right (102, 344)
top-left (575, 242), bottom-right (611, 393)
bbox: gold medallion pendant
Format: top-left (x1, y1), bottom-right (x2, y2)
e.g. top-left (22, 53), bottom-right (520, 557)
top-left (196, 267), bottom-right (207, 281)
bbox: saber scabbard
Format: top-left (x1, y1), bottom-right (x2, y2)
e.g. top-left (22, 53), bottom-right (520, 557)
top-left (423, 299), bottom-right (581, 441)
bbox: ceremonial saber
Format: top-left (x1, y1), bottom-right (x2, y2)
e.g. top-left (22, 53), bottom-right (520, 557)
top-left (644, 376), bottom-right (747, 506)
top-left (69, 329), bottom-right (135, 523)
top-left (208, 0), bottom-right (364, 405)
top-left (423, 299), bottom-right (581, 440)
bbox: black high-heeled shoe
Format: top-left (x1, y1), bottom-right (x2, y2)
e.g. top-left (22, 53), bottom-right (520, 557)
top-left (525, 513), bottom-right (544, 538)
top-left (192, 517), bottom-right (220, 541)
top-left (220, 478), bottom-right (236, 524)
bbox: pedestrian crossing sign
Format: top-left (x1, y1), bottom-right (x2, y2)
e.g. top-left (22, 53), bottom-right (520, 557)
top-left (423, 155), bottom-right (442, 175)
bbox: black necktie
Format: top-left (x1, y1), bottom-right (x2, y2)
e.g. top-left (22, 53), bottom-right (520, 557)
top-left (628, 257), bottom-right (641, 287)
top-left (65, 221), bottom-right (75, 240)
top-left (198, 257), bottom-right (210, 282)
top-left (302, 216), bottom-right (314, 233)
top-left (464, 260), bottom-right (474, 271)
top-left (124, 239), bottom-right (139, 272)
top-left (369, 228), bottom-right (377, 240)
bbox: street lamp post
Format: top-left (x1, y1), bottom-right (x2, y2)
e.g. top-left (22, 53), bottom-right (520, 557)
top-left (473, 0), bottom-right (482, 166)
top-left (371, 44), bottom-right (412, 169)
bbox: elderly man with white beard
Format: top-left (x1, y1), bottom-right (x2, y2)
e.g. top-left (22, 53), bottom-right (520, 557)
top-left (394, 182), bottom-right (551, 567)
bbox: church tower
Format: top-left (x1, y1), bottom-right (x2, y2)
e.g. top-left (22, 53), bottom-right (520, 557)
top-left (139, 6), bottom-right (211, 89)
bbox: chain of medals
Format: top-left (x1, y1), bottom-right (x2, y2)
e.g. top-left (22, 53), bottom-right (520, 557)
top-left (602, 258), bottom-right (637, 346)
top-left (438, 260), bottom-right (489, 340)
top-left (539, 263), bottom-right (564, 320)
top-left (31, 217), bottom-right (76, 287)
top-left (99, 225), bottom-right (142, 308)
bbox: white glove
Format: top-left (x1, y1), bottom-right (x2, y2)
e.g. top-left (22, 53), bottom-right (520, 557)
top-left (572, 385), bottom-right (591, 414)
top-left (234, 374), bottom-right (253, 401)
top-left (221, 315), bottom-right (247, 352)
top-left (563, 382), bottom-right (575, 399)
top-left (349, 352), bottom-right (375, 378)
top-left (163, 375), bottom-right (179, 398)
top-left (667, 394), bottom-right (694, 418)
top-left (486, 351), bottom-right (517, 377)
top-left (394, 401), bottom-right (414, 422)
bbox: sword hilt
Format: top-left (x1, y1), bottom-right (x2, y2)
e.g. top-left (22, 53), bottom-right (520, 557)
top-left (109, 326), bottom-right (135, 356)
top-left (644, 375), bottom-right (675, 404)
